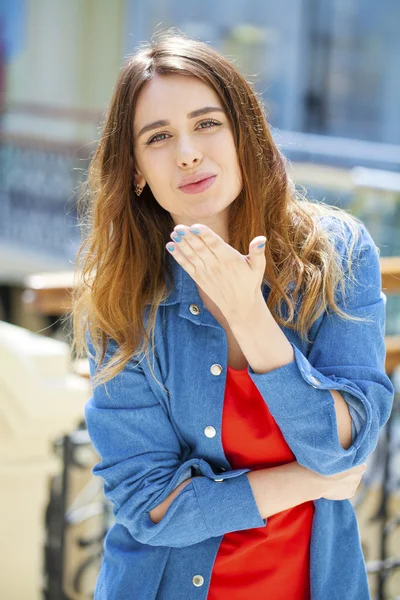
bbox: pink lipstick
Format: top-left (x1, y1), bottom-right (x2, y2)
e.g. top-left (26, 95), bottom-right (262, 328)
top-left (179, 175), bottom-right (216, 195)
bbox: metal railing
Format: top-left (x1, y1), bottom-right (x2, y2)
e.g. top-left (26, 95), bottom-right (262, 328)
top-left (43, 424), bottom-right (113, 600)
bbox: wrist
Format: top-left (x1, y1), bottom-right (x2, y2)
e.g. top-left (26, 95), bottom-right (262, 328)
top-left (226, 290), bottom-right (267, 328)
top-left (294, 462), bottom-right (325, 501)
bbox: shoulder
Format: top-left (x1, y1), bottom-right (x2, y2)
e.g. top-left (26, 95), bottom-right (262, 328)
top-left (313, 211), bottom-right (382, 310)
top-left (314, 211), bottom-right (379, 271)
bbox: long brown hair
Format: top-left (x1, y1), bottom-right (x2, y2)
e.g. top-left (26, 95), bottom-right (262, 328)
top-left (71, 29), bottom-right (370, 389)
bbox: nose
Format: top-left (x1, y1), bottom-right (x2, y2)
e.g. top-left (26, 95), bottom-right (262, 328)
top-left (176, 137), bottom-right (202, 168)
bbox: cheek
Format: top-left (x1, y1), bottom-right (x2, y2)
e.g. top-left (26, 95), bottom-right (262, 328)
top-left (139, 154), bottom-right (177, 209)
top-left (220, 133), bottom-right (242, 180)
top-left (234, 165), bottom-right (243, 194)
top-left (141, 153), bottom-right (169, 189)
top-left (227, 145), bottom-right (242, 189)
top-left (231, 160), bottom-right (243, 197)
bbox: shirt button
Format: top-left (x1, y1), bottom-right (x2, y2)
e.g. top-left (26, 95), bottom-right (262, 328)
top-left (204, 426), bottom-right (216, 438)
top-left (210, 364), bottom-right (223, 376)
top-left (192, 575), bottom-right (204, 587)
top-left (189, 304), bottom-right (201, 315)
top-left (309, 375), bottom-right (322, 387)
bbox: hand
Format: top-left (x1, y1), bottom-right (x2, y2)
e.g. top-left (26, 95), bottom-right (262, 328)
top-left (165, 223), bottom-right (267, 320)
top-left (318, 463), bottom-right (367, 501)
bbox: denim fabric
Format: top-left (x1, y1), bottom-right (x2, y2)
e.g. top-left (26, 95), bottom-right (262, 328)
top-left (85, 217), bottom-right (395, 600)
top-left (343, 390), bottom-right (367, 443)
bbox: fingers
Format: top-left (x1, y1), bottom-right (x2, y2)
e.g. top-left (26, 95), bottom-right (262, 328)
top-left (167, 224), bottom-right (218, 259)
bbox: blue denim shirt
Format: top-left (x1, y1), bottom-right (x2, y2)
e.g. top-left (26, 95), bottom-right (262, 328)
top-left (85, 217), bottom-right (395, 600)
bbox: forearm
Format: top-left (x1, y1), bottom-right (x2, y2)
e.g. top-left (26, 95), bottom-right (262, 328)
top-left (227, 292), bottom-right (295, 373)
top-left (245, 461), bottom-right (323, 519)
top-left (149, 462), bottom-right (321, 525)
top-left (227, 292), bottom-right (353, 450)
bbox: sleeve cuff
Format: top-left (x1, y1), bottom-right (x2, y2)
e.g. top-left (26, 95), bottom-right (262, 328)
top-left (247, 342), bottom-right (336, 420)
top-left (192, 472), bottom-right (267, 536)
top-left (341, 390), bottom-right (367, 443)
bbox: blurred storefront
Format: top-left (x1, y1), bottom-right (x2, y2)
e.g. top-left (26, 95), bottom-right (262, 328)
top-left (125, 0), bottom-right (400, 147)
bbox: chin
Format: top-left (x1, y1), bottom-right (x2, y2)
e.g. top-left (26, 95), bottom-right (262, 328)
top-left (189, 197), bottom-right (226, 216)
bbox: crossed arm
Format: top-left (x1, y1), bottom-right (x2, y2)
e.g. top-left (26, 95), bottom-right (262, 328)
top-left (150, 297), bottom-right (352, 525)
top-left (87, 223), bottom-right (394, 545)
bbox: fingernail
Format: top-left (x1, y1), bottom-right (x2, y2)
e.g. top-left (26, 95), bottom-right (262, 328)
top-left (257, 241), bottom-right (266, 248)
top-left (190, 228), bottom-right (201, 234)
top-left (172, 234), bottom-right (183, 243)
top-left (176, 230), bottom-right (185, 236)
top-left (167, 245), bottom-right (175, 251)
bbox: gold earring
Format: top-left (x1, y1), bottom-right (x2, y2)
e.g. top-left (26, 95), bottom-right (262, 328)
top-left (134, 183), bottom-right (144, 196)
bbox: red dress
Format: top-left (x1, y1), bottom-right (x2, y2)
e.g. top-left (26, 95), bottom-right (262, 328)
top-left (207, 365), bottom-right (315, 600)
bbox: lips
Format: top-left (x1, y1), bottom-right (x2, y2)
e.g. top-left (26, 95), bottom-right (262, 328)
top-left (178, 175), bottom-right (217, 195)
top-left (178, 172), bottom-right (216, 188)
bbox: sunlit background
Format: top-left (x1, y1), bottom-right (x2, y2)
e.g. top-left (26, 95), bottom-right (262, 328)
top-left (0, 1), bottom-right (399, 599)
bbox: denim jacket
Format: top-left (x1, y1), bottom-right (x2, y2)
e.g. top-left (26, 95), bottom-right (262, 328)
top-left (85, 217), bottom-right (395, 600)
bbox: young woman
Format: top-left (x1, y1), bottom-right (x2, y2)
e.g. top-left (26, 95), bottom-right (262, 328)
top-left (72, 30), bottom-right (394, 600)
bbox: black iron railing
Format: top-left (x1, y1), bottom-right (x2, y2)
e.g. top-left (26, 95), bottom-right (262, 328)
top-left (43, 423), bottom-right (113, 600)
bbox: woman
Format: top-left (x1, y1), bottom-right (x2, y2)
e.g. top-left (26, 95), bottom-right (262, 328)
top-left (72, 30), bottom-right (394, 600)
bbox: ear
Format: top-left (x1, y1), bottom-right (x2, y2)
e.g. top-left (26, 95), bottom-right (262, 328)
top-left (134, 173), bottom-right (146, 188)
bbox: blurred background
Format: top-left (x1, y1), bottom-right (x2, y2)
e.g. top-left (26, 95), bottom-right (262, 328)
top-left (0, 1), bottom-right (400, 599)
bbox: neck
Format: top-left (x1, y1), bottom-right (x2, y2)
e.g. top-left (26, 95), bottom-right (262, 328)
top-left (171, 209), bottom-right (231, 244)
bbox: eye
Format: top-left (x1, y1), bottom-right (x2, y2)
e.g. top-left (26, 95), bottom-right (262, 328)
top-left (146, 119), bottom-right (221, 145)
top-left (146, 132), bottom-right (170, 145)
top-left (197, 118), bottom-right (221, 130)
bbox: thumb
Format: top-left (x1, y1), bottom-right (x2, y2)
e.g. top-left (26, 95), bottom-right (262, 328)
top-left (247, 236), bottom-right (267, 268)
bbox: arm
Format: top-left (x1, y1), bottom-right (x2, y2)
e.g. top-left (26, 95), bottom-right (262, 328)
top-left (227, 220), bottom-right (394, 476)
top-left (228, 294), bottom-right (354, 451)
top-left (149, 477), bottom-right (196, 525)
top-left (331, 390), bottom-right (353, 449)
top-left (150, 462), bottom-right (322, 524)
top-left (245, 462), bottom-right (323, 518)
top-left (85, 334), bottom-right (268, 549)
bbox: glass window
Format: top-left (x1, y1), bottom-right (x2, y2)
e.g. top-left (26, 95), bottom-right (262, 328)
top-left (126, 0), bottom-right (307, 131)
top-left (303, 0), bottom-right (400, 144)
top-left (126, 0), bottom-right (400, 144)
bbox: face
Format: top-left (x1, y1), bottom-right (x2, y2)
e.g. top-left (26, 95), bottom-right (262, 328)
top-left (133, 74), bottom-right (242, 241)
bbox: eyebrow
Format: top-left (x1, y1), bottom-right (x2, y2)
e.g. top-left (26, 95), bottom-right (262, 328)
top-left (136, 106), bottom-right (225, 139)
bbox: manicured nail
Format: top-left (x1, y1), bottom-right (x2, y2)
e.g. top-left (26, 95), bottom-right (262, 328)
top-left (167, 245), bottom-right (175, 251)
top-left (190, 228), bottom-right (201, 234)
top-left (172, 234), bottom-right (183, 243)
top-left (257, 241), bottom-right (266, 248)
top-left (176, 230), bottom-right (185, 236)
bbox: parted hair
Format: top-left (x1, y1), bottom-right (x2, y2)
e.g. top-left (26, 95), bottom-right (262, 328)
top-left (70, 28), bottom-right (368, 389)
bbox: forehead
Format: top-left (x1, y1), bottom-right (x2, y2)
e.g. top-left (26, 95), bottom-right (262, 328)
top-left (133, 74), bottom-right (223, 126)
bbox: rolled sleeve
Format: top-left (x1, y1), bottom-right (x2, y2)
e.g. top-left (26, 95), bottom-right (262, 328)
top-left (342, 391), bottom-right (367, 443)
top-left (247, 222), bottom-right (395, 476)
top-left (138, 468), bottom-right (266, 546)
top-left (85, 336), bottom-right (266, 549)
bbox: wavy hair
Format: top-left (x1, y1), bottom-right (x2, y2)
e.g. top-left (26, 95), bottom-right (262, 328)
top-left (71, 29), bottom-right (370, 390)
